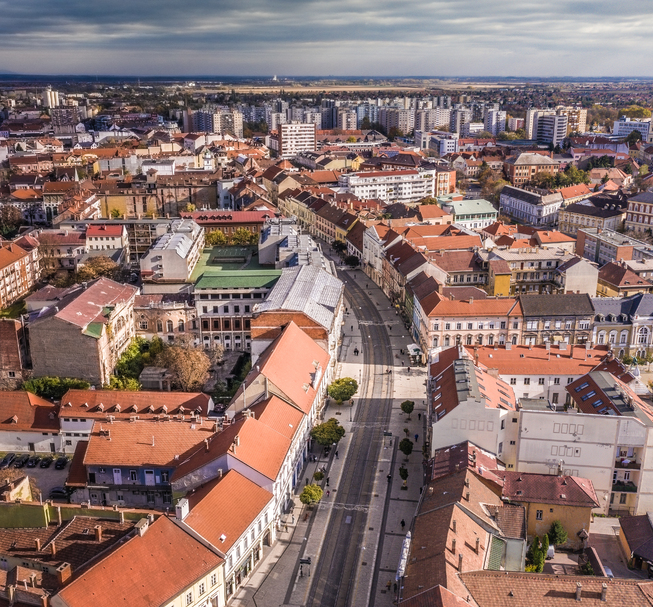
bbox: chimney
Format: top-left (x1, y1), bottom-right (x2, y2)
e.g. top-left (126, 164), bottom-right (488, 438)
top-left (175, 498), bottom-right (189, 522)
top-left (451, 538), bottom-right (457, 553)
top-left (576, 582), bottom-right (582, 601)
top-left (458, 553), bottom-right (463, 572)
top-left (452, 519), bottom-right (457, 533)
top-left (94, 525), bottom-right (102, 543)
top-left (119, 510), bottom-right (125, 524)
top-left (41, 595), bottom-right (48, 607)
top-left (475, 536), bottom-right (480, 553)
top-left (601, 583), bottom-right (607, 602)
top-left (135, 518), bottom-right (149, 536)
top-left (50, 541), bottom-right (56, 556)
top-left (469, 297), bottom-right (473, 304)
top-left (465, 491), bottom-right (470, 501)
top-left (6, 586), bottom-right (14, 604)
top-left (34, 538), bottom-right (41, 552)
top-left (204, 438), bottom-right (210, 452)
top-left (57, 506), bottom-right (62, 526)
top-left (56, 563), bottom-right (72, 586)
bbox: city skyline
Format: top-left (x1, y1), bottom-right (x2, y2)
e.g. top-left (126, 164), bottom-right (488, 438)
top-left (1, 0), bottom-right (651, 77)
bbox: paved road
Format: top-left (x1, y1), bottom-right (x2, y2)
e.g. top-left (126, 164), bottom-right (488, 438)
top-left (306, 271), bottom-right (394, 607)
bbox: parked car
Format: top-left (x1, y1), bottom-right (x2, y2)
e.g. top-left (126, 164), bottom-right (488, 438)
top-left (0, 454), bottom-right (15, 469)
top-left (604, 567), bottom-right (614, 579)
top-left (54, 457), bottom-right (68, 470)
top-left (48, 487), bottom-right (70, 500)
top-left (13, 455), bottom-right (29, 468)
top-left (39, 456), bottom-right (54, 468)
top-left (546, 545), bottom-right (555, 560)
top-left (26, 456), bottom-right (41, 468)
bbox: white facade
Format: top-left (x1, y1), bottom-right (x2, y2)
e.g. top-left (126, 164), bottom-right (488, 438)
top-left (499, 187), bottom-right (563, 226)
top-left (614, 117), bottom-right (652, 143)
top-left (278, 122), bottom-right (316, 159)
top-left (484, 110), bottom-right (507, 136)
top-left (0, 430), bottom-right (60, 454)
top-left (339, 169), bottom-right (435, 204)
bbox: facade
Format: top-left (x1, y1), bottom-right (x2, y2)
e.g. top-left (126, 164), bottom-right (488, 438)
top-left (440, 198), bottom-right (498, 230)
top-left (537, 114), bottom-right (568, 146)
top-left (613, 117), bottom-right (652, 142)
top-left (0, 391), bottom-right (60, 453)
top-left (0, 242), bottom-right (40, 308)
top-left (597, 261), bottom-right (653, 297)
top-left (556, 106), bottom-right (588, 135)
top-left (519, 293), bottom-right (594, 346)
top-left (576, 227), bottom-right (651, 265)
top-left (553, 256), bottom-right (599, 295)
top-left (558, 202), bottom-right (626, 236)
top-left (338, 169), bottom-right (436, 204)
top-left (29, 277), bottom-right (138, 385)
top-left (625, 192), bottom-right (653, 233)
top-left (134, 293), bottom-right (198, 344)
top-left (84, 223), bottom-right (129, 258)
top-left (503, 153), bottom-right (560, 186)
top-left (499, 186), bottom-right (563, 226)
top-left (278, 122), bottom-right (317, 159)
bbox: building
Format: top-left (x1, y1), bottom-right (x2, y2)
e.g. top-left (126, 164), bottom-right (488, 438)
top-left (497, 471), bottom-right (598, 549)
top-left (250, 264), bottom-right (344, 365)
top-left (598, 261), bottom-right (653, 297)
top-left (140, 219), bottom-right (204, 285)
top-left (29, 277), bottom-right (138, 385)
top-left (613, 117), bottom-right (652, 142)
top-left (625, 191), bottom-right (653, 233)
top-left (338, 169), bottom-right (436, 205)
top-left (503, 153), bottom-right (560, 186)
top-left (277, 122), bottom-right (317, 159)
top-left (0, 391), bottom-right (59, 453)
top-left (576, 227), bottom-right (652, 265)
top-left (483, 109), bottom-right (506, 136)
top-left (181, 210), bottom-right (274, 239)
top-left (519, 293), bottom-right (594, 346)
top-left (553, 256), bottom-right (599, 295)
top-left (440, 198), bottom-right (498, 230)
top-left (619, 515), bottom-right (653, 574)
top-left (499, 186), bottom-right (564, 226)
top-left (51, 515), bottom-right (225, 607)
top-left (558, 202), bottom-right (626, 236)
top-left (556, 106), bottom-right (588, 135)
top-left (42, 86), bottom-right (59, 108)
top-left (84, 224), bottom-right (129, 259)
top-left (537, 114), bottom-right (568, 146)
top-left (0, 242), bottom-right (40, 308)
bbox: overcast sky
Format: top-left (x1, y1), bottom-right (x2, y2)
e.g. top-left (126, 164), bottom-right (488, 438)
top-left (0, 0), bottom-right (649, 77)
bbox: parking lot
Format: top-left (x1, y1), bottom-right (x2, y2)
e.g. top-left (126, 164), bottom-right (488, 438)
top-left (0, 454), bottom-right (71, 501)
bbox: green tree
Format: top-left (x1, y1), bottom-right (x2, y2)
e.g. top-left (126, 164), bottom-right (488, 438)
top-left (110, 208), bottom-right (122, 219)
top-left (580, 560), bottom-right (594, 575)
top-left (105, 376), bottom-right (141, 391)
top-left (327, 377), bottom-right (358, 404)
top-left (399, 465), bottom-right (409, 489)
top-left (360, 117), bottom-right (372, 130)
top-left (548, 520), bottom-right (568, 546)
top-left (310, 418), bottom-right (346, 446)
top-left (299, 483), bottom-right (323, 505)
top-left (313, 470), bottom-right (324, 481)
top-left (477, 131), bottom-right (494, 139)
top-left (346, 136), bottom-right (357, 143)
top-left (344, 255), bottom-right (360, 267)
top-left (541, 532), bottom-right (550, 559)
top-left (205, 230), bottom-right (228, 246)
top-left (622, 105), bottom-right (652, 120)
top-left (332, 240), bottom-right (347, 253)
top-left (114, 337), bottom-right (149, 380)
top-left (76, 256), bottom-right (119, 282)
top-left (626, 130), bottom-right (643, 145)
top-left (23, 377), bottom-right (91, 400)
top-left (231, 227), bottom-right (258, 245)
top-left (401, 400), bottom-right (415, 420)
top-left (399, 438), bottom-right (414, 460)
top-left (0, 205), bottom-right (23, 237)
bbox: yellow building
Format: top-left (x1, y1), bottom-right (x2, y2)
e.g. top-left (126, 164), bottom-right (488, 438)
top-left (500, 472), bottom-right (599, 549)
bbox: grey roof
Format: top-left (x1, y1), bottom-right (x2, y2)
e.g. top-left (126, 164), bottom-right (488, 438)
top-left (256, 265), bottom-right (344, 330)
top-left (507, 153), bottom-right (560, 166)
top-left (519, 293), bottom-right (594, 317)
top-left (629, 192), bottom-right (653, 204)
top-left (501, 185), bottom-right (563, 206)
top-left (563, 202), bottom-right (624, 219)
top-left (591, 295), bottom-right (638, 319)
top-left (632, 293), bottom-right (653, 317)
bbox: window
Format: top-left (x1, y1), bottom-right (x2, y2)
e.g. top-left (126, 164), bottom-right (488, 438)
top-left (199, 582), bottom-right (205, 595)
top-left (498, 442), bottom-right (503, 453)
top-left (445, 323), bottom-right (451, 330)
top-left (510, 440), bottom-right (515, 445)
top-left (186, 591), bottom-right (193, 605)
top-left (211, 573), bottom-right (217, 586)
top-left (467, 323), bottom-right (473, 330)
top-left (161, 471), bottom-right (169, 482)
top-left (536, 510), bottom-right (543, 520)
top-left (157, 320), bottom-right (163, 332)
top-left (554, 377), bottom-right (560, 385)
top-left (500, 321), bottom-right (506, 329)
top-left (139, 321), bottom-right (148, 330)
top-left (524, 378), bottom-right (530, 385)
top-left (510, 378), bottom-right (516, 385)
top-left (129, 470), bottom-right (137, 481)
top-left (234, 306), bottom-right (240, 313)
top-left (223, 305), bottom-right (230, 313)
top-left (538, 378), bottom-right (545, 385)
top-left (512, 417), bottom-right (518, 423)
top-left (501, 419), bottom-right (505, 430)
top-left (456, 323), bottom-right (462, 330)
top-left (178, 320), bottom-right (185, 332)
top-left (166, 320), bottom-right (173, 333)
top-left (620, 493), bottom-right (627, 504)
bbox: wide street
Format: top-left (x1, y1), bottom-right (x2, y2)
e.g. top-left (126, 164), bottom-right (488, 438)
top-left (229, 257), bottom-right (428, 607)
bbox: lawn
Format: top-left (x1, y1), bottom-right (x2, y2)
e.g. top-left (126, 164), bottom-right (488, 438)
top-left (0, 300), bottom-right (27, 319)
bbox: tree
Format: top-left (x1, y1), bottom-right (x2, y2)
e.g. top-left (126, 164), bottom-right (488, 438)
top-left (313, 470), bottom-right (324, 481)
top-left (183, 203), bottom-right (196, 212)
top-left (310, 418), bottom-right (346, 446)
top-left (327, 377), bottom-right (358, 404)
top-left (344, 255), bottom-right (359, 267)
top-left (110, 208), bottom-right (122, 219)
top-left (399, 465), bottom-right (409, 489)
top-left (401, 400), bottom-right (415, 420)
top-left (205, 230), bottom-right (228, 246)
top-left (541, 532), bottom-right (550, 559)
top-left (155, 339), bottom-right (211, 391)
top-left (23, 376), bottom-right (90, 400)
top-left (399, 438), bottom-right (414, 460)
top-left (548, 520), bottom-right (568, 546)
top-left (346, 136), bottom-right (357, 143)
top-left (231, 227), bottom-right (258, 245)
top-left (300, 483), bottom-right (323, 505)
top-left (0, 205), bottom-right (23, 237)
top-left (419, 197), bottom-right (439, 205)
top-left (105, 376), bottom-right (141, 391)
top-left (76, 256), bottom-right (119, 282)
top-left (477, 130), bottom-right (494, 139)
top-left (626, 130), bottom-right (643, 145)
top-left (622, 105), bottom-right (652, 120)
top-left (332, 240), bottom-right (347, 253)
top-left (526, 535), bottom-right (545, 573)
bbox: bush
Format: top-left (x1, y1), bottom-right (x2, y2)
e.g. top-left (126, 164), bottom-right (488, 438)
top-left (344, 255), bottom-right (360, 267)
top-left (526, 536), bottom-right (545, 573)
top-left (548, 520), bottom-right (568, 546)
top-left (580, 561), bottom-right (594, 575)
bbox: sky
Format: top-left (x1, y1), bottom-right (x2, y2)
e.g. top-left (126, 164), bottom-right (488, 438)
top-left (0, 0), bottom-right (650, 77)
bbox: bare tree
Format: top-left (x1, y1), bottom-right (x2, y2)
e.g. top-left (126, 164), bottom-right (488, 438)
top-left (155, 336), bottom-right (212, 391)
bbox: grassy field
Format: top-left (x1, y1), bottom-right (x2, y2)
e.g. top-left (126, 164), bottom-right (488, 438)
top-left (0, 300), bottom-right (26, 319)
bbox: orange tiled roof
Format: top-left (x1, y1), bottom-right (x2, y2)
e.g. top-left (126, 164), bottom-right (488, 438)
top-left (0, 391), bottom-right (58, 433)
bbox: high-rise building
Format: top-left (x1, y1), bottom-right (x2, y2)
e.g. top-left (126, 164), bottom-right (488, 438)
top-left (450, 108), bottom-right (472, 135)
top-left (556, 106), bottom-right (588, 135)
top-left (484, 110), bottom-right (507, 136)
top-left (537, 114), bottom-right (568, 146)
top-left (337, 109), bottom-right (357, 131)
top-left (613, 117), bottom-right (652, 142)
top-left (278, 122), bottom-right (317, 158)
top-left (50, 107), bottom-right (81, 134)
top-left (525, 108), bottom-right (555, 140)
top-left (379, 108), bottom-right (415, 135)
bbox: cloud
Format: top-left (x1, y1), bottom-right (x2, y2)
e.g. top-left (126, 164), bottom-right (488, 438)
top-left (0, 0), bottom-right (651, 76)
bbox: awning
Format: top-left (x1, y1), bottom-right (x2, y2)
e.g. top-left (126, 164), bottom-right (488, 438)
top-left (396, 531), bottom-right (411, 581)
top-left (407, 343), bottom-right (422, 356)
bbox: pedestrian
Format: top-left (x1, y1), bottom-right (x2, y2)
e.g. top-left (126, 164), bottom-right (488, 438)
top-left (407, 366), bottom-right (411, 373)
top-left (387, 474), bottom-right (392, 483)
top-left (326, 490), bottom-right (330, 497)
top-left (415, 434), bottom-right (419, 442)
top-left (400, 519), bottom-right (405, 530)
top-left (419, 486), bottom-right (423, 494)
top-left (305, 478), bottom-right (308, 485)
top-left (394, 582), bottom-right (398, 593)
top-left (335, 450), bottom-right (339, 459)
top-left (326, 477), bottom-right (330, 486)
top-left (386, 580), bottom-right (392, 591)
top-left (300, 564), bottom-right (303, 577)
top-left (292, 514), bottom-right (295, 524)
top-left (418, 413), bottom-right (421, 421)
top-left (401, 361), bottom-right (404, 366)
top-left (284, 523), bottom-right (288, 532)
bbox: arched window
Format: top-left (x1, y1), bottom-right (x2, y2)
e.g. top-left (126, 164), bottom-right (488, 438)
top-left (477, 335), bottom-right (483, 345)
top-left (488, 334), bottom-right (494, 345)
top-left (178, 320), bottom-right (185, 332)
top-left (637, 327), bottom-right (649, 345)
top-left (597, 331), bottom-right (606, 345)
top-left (157, 320), bottom-right (163, 332)
top-left (444, 336), bottom-right (450, 347)
top-left (511, 335), bottom-right (518, 345)
top-left (609, 331), bottom-right (617, 344)
top-left (466, 335), bottom-right (473, 345)
top-left (620, 331), bottom-right (628, 344)
top-left (456, 335), bottom-right (462, 345)
top-left (433, 336), bottom-right (439, 348)
top-left (166, 320), bottom-right (173, 333)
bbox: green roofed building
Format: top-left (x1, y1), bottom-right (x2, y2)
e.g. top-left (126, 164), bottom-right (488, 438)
top-left (192, 246), bottom-right (282, 352)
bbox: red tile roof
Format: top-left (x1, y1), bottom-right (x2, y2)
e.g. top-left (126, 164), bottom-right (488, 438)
top-left (497, 471), bottom-right (599, 508)
top-left (85, 225), bottom-right (124, 237)
top-left (0, 391), bottom-right (58, 432)
top-left (184, 470), bottom-right (273, 552)
top-left (55, 516), bottom-right (223, 607)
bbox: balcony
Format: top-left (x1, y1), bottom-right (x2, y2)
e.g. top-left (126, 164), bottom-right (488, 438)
top-left (615, 458), bottom-right (641, 470)
top-left (612, 480), bottom-right (638, 493)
